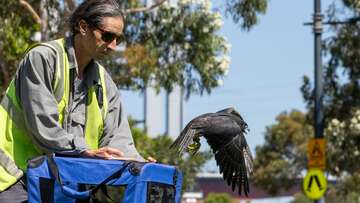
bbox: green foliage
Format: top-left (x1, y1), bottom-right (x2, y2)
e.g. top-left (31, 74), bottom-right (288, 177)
top-left (325, 110), bottom-right (360, 175)
top-left (253, 110), bottom-right (313, 195)
top-left (292, 188), bottom-right (360, 203)
top-left (342, 0), bottom-right (360, 11)
top-left (129, 118), bottom-right (212, 191)
top-left (0, 0), bottom-right (38, 95)
top-left (225, 0), bottom-right (267, 30)
top-left (290, 193), bottom-right (312, 203)
top-left (329, 172), bottom-right (360, 201)
top-left (204, 192), bottom-right (234, 203)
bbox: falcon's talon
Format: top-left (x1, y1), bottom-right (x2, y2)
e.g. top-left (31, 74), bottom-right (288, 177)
top-left (186, 137), bottom-right (201, 154)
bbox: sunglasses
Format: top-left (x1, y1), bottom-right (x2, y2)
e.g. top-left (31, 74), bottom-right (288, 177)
top-left (91, 24), bottom-right (124, 45)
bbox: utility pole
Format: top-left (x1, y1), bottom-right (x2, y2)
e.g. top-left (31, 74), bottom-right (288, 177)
top-left (314, 1), bottom-right (323, 139)
top-left (314, 1), bottom-right (324, 203)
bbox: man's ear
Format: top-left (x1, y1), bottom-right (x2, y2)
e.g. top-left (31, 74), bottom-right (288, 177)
top-left (78, 19), bottom-right (88, 35)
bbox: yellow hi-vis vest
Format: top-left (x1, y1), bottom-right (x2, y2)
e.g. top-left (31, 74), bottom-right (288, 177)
top-left (0, 38), bottom-right (108, 191)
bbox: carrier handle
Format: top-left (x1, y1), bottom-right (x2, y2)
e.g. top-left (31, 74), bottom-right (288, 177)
top-left (47, 154), bottom-right (132, 200)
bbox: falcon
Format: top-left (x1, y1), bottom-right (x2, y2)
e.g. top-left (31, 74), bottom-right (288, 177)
top-left (170, 107), bottom-right (254, 196)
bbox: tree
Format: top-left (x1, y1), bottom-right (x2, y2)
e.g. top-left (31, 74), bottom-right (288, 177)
top-left (292, 189), bottom-right (360, 203)
top-left (110, 0), bottom-right (232, 97)
top-left (225, 0), bottom-right (267, 30)
top-left (104, 0), bottom-right (266, 97)
top-left (0, 0), bottom-right (39, 96)
top-left (252, 110), bottom-right (312, 195)
top-left (252, 110), bottom-right (360, 199)
top-left (204, 192), bottom-right (234, 203)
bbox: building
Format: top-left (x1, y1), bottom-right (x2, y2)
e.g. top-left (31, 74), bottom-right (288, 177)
top-left (144, 86), bottom-right (183, 138)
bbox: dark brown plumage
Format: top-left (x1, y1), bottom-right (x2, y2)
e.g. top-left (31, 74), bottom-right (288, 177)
top-left (170, 107), bottom-right (254, 196)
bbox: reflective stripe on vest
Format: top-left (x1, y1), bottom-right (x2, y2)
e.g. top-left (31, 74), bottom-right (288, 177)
top-left (0, 38), bottom-right (108, 191)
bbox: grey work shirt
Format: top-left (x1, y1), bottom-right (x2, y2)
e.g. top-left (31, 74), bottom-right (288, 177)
top-left (14, 36), bottom-right (144, 161)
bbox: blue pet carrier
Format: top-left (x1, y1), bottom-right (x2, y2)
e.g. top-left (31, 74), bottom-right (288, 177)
top-left (26, 154), bottom-right (182, 203)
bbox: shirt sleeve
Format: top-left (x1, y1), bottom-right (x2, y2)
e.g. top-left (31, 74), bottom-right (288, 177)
top-left (100, 72), bottom-right (145, 161)
top-left (16, 46), bottom-right (88, 154)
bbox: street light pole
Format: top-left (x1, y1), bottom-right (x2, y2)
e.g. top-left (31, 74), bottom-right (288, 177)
top-left (314, 0), bottom-right (324, 142)
top-left (314, 0), bottom-right (324, 202)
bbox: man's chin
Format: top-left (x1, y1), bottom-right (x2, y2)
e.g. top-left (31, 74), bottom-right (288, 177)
top-left (94, 52), bottom-right (108, 60)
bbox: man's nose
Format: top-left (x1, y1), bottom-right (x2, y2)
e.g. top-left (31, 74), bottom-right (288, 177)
top-left (107, 39), bottom-right (117, 51)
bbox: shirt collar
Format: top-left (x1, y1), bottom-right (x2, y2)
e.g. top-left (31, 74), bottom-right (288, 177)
top-left (64, 36), bottom-right (102, 87)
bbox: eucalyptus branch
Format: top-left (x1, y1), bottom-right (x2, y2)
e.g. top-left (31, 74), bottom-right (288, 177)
top-left (18, 0), bottom-right (42, 24)
top-left (64, 0), bottom-right (75, 11)
top-left (39, 0), bottom-right (48, 41)
top-left (125, 0), bottom-right (167, 14)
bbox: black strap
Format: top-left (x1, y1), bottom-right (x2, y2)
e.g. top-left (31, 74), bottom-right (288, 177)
top-left (39, 177), bottom-right (54, 203)
top-left (47, 154), bottom-right (63, 186)
top-left (89, 161), bottom-right (131, 197)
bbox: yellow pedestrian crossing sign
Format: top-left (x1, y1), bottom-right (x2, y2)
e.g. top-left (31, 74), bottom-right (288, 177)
top-left (303, 169), bottom-right (327, 199)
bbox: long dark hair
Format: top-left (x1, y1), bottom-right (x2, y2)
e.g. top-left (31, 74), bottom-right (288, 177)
top-left (68, 0), bottom-right (124, 34)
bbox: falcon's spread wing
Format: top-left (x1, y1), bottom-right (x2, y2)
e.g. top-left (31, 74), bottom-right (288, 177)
top-left (214, 133), bottom-right (254, 196)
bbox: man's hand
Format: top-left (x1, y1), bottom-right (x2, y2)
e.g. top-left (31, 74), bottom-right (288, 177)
top-left (81, 147), bottom-right (157, 162)
top-left (146, 156), bottom-right (157, 163)
top-left (81, 147), bottom-right (124, 159)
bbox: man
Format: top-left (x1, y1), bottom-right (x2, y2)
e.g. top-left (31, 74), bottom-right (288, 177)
top-left (0, 0), bottom-right (153, 202)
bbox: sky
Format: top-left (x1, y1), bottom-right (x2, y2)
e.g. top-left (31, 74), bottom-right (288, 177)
top-left (121, 0), bottom-right (334, 171)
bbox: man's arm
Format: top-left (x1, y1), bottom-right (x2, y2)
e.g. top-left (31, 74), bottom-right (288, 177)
top-left (99, 72), bottom-right (145, 161)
